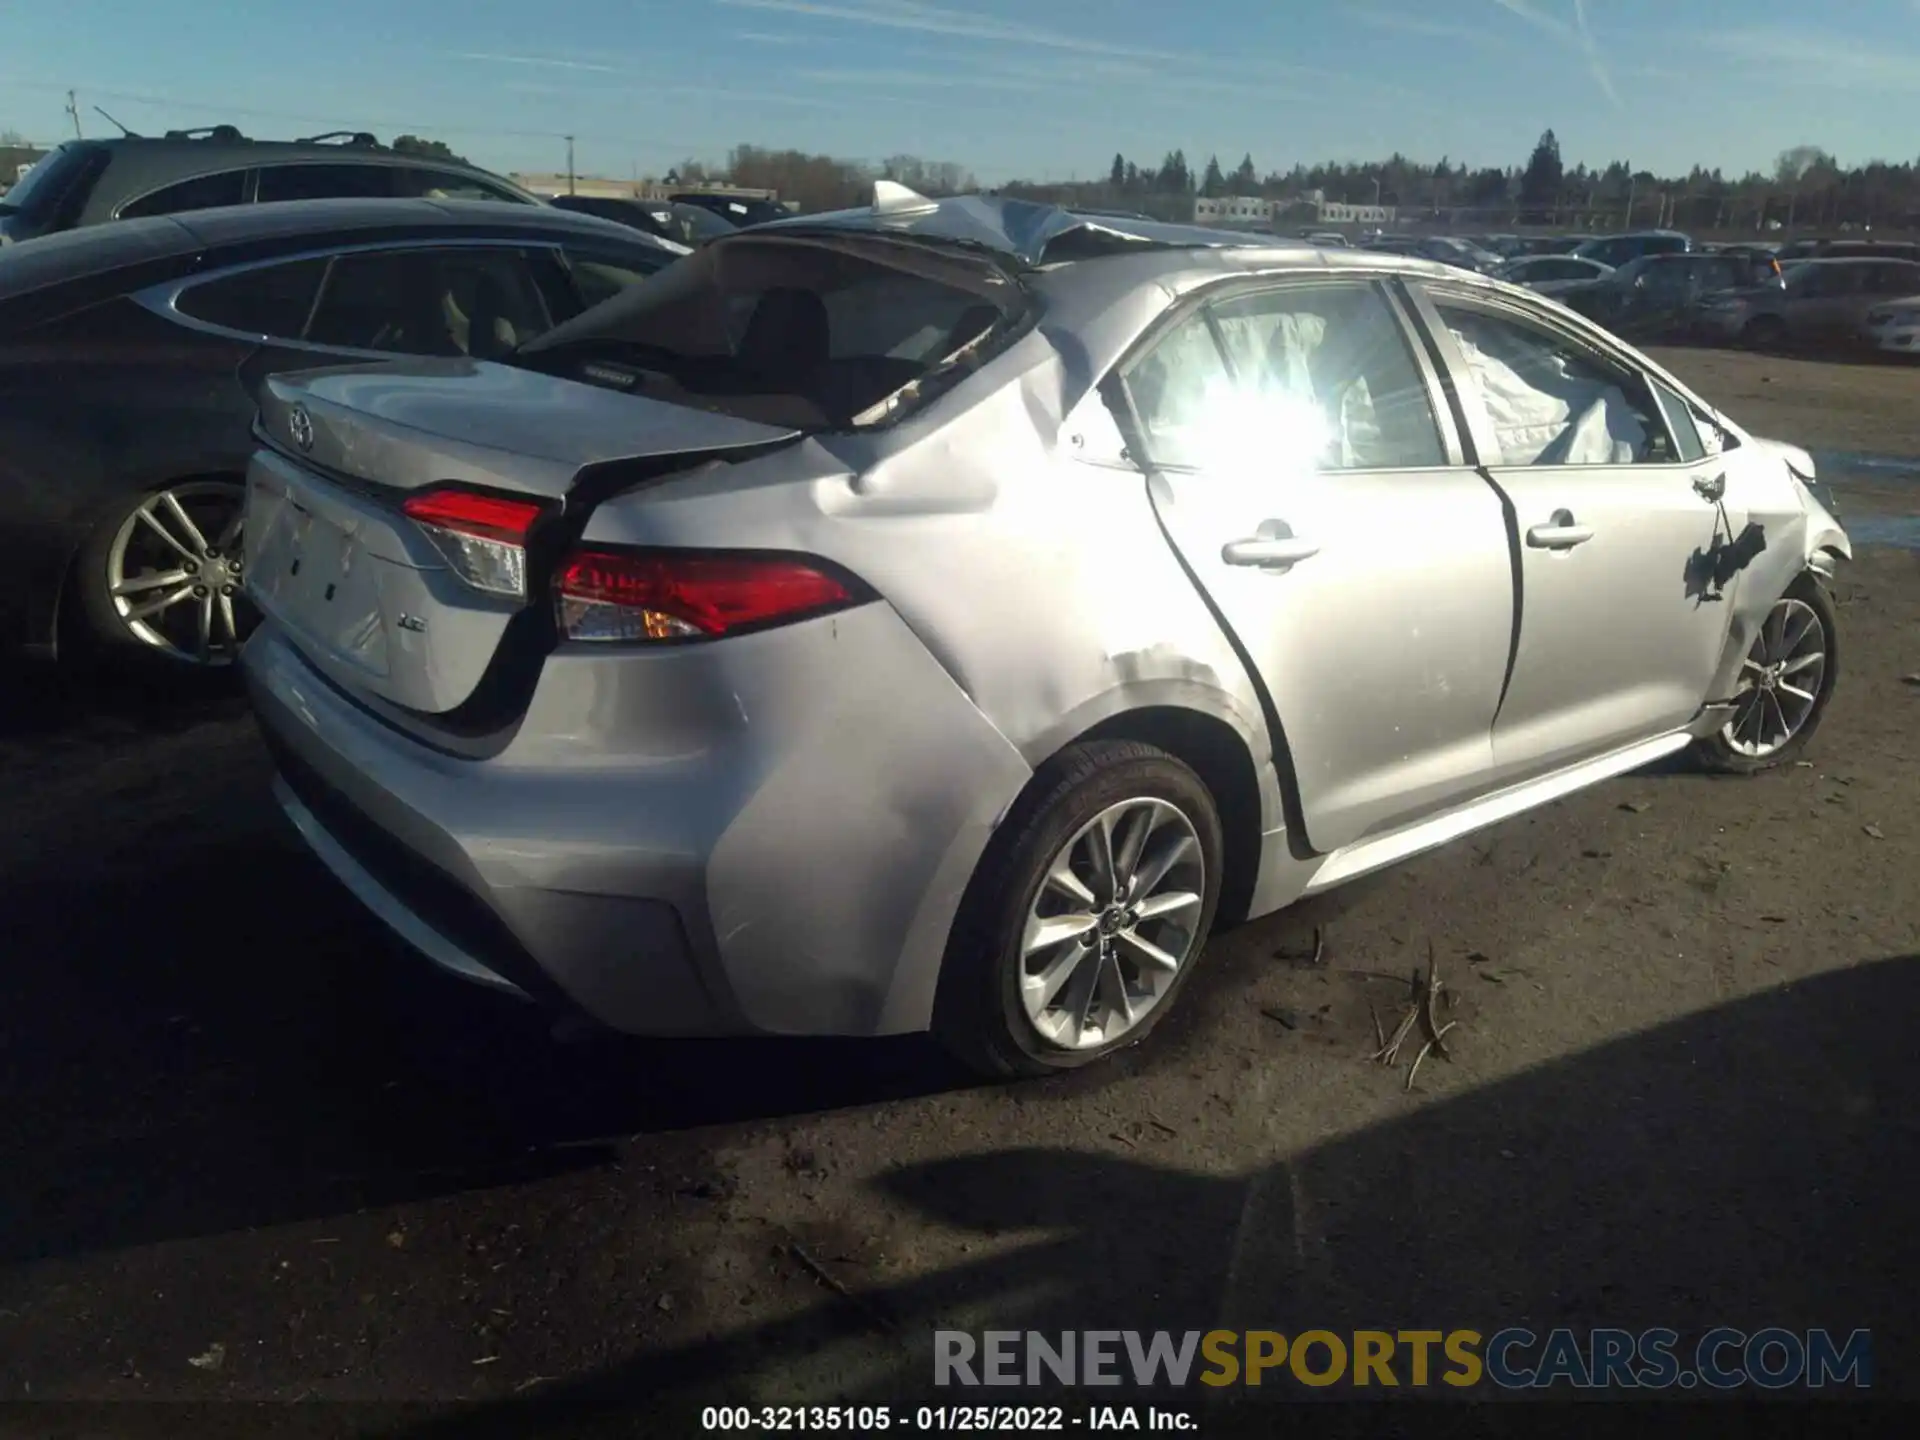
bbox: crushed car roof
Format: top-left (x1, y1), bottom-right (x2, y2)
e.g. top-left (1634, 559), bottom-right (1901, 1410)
top-left (750, 182), bottom-right (1295, 266)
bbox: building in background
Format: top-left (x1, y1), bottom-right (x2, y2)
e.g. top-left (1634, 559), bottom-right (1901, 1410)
top-left (1, 144), bottom-right (49, 194)
top-left (1191, 191), bottom-right (1398, 230)
top-left (510, 173), bottom-right (786, 206)
top-left (1193, 195), bottom-right (1276, 227)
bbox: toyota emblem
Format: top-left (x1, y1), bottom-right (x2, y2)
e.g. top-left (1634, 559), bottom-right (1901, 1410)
top-left (288, 404), bottom-right (315, 452)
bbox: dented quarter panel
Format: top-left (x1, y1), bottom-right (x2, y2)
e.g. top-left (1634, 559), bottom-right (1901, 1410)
top-left (576, 276), bottom-right (1285, 1029)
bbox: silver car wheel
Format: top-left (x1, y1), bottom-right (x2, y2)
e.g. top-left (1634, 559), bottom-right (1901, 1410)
top-left (1019, 797), bottom-right (1206, 1052)
top-left (1722, 596), bottom-right (1827, 758)
top-left (104, 481), bottom-right (250, 666)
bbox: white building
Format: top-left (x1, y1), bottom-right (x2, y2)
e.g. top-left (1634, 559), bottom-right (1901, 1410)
top-left (1191, 194), bottom-right (1397, 228)
top-left (1193, 195), bottom-right (1276, 227)
top-left (1315, 201), bottom-right (1397, 225)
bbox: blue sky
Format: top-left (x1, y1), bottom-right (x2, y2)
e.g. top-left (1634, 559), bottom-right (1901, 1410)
top-left (7, 1), bottom-right (1920, 184)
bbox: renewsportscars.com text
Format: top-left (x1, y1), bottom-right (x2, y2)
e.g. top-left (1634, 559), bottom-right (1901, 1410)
top-left (934, 1328), bottom-right (1872, 1390)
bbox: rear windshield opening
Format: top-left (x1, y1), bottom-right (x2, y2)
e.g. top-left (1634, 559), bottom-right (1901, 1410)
top-left (520, 234), bottom-right (1025, 430)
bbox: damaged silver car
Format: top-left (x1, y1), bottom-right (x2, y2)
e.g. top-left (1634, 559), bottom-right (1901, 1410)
top-left (240, 184), bottom-right (1850, 1077)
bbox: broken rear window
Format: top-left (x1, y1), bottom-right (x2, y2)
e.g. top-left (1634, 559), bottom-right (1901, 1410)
top-left (517, 232), bottom-right (1027, 431)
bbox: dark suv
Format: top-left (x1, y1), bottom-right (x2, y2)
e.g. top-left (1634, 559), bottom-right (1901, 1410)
top-left (0, 128), bottom-right (539, 245)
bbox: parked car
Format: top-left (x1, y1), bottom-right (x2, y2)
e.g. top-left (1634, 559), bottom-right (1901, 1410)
top-left (1553, 252), bottom-right (1777, 339)
top-left (1863, 292), bottom-right (1920, 356)
top-left (238, 189), bottom-right (1849, 1078)
top-left (0, 128), bottom-right (540, 246)
top-left (1515, 235), bottom-right (1592, 256)
top-left (670, 192), bottom-right (790, 227)
top-left (1361, 234), bottom-right (1498, 272)
top-left (1574, 230), bottom-right (1692, 267)
top-left (548, 194), bottom-right (728, 248)
top-left (1697, 256), bottom-right (1920, 348)
top-left (1304, 231), bottom-right (1350, 247)
top-left (1496, 254), bottom-right (1613, 295)
top-left (0, 198), bottom-right (684, 668)
top-left (1775, 238), bottom-right (1920, 264)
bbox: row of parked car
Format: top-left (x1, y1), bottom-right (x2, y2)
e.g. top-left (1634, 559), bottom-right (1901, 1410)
top-left (1309, 224), bottom-right (1920, 355)
top-left (1, 124), bottom-right (1855, 1081)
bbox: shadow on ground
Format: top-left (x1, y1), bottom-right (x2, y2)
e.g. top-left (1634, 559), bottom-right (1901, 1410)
top-left (378, 953), bottom-right (1919, 1429)
top-left (0, 831), bottom-right (970, 1265)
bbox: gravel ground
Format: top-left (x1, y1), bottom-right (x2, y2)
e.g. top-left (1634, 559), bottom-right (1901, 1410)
top-left (0, 347), bottom-right (1915, 1432)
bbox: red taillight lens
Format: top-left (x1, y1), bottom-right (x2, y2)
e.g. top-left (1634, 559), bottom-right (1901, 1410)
top-left (555, 550), bottom-right (860, 642)
top-left (401, 487), bottom-right (545, 599)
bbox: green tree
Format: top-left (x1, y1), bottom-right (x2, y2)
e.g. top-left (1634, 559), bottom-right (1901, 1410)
top-left (1520, 128), bottom-right (1563, 208)
top-left (392, 134), bottom-right (470, 166)
top-left (1109, 152), bottom-right (1126, 189)
top-left (1230, 153), bottom-right (1257, 195)
top-left (1201, 153), bottom-right (1226, 197)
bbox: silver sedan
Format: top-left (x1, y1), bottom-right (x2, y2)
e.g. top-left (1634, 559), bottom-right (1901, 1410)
top-left (240, 188), bottom-right (1850, 1077)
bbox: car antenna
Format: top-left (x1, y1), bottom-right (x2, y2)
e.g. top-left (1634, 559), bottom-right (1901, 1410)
top-left (93, 106), bottom-right (140, 138)
top-left (872, 179), bottom-right (938, 218)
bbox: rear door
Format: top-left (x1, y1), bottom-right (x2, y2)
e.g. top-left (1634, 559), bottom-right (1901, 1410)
top-left (1117, 276), bottom-right (1516, 854)
top-left (1405, 282), bottom-right (1741, 781)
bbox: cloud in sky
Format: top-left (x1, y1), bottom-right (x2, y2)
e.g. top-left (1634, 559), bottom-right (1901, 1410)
top-left (1485, 0), bottom-right (1620, 107)
top-left (1571, 0), bottom-right (1621, 107)
top-left (454, 52), bottom-right (623, 73)
top-left (714, 0), bottom-right (1180, 63)
top-left (1717, 26), bottom-right (1920, 89)
top-left (1348, 7), bottom-right (1513, 48)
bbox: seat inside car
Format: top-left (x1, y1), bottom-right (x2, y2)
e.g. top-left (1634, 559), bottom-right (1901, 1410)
top-left (737, 288), bottom-right (831, 387)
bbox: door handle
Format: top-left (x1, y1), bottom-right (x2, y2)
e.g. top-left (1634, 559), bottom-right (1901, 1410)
top-left (1693, 472), bottom-right (1727, 504)
top-left (1222, 536), bottom-right (1321, 568)
top-left (1525, 509), bottom-right (1594, 550)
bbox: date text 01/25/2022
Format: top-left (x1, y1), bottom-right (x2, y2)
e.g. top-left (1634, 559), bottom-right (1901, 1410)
top-left (700, 1404), bottom-right (1197, 1431)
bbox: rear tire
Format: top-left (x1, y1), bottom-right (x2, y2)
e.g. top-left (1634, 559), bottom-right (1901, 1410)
top-left (71, 479), bottom-right (255, 676)
top-left (1691, 575), bottom-right (1838, 775)
top-left (933, 740), bottom-right (1224, 1079)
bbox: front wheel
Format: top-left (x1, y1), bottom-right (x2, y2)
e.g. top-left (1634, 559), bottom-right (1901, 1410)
top-left (71, 479), bottom-right (257, 671)
top-left (1692, 576), bottom-right (1839, 775)
top-left (934, 740), bottom-right (1224, 1079)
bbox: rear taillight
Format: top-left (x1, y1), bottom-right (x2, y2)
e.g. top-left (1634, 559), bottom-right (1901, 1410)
top-left (401, 487), bottom-right (545, 599)
top-left (555, 549), bottom-right (863, 643)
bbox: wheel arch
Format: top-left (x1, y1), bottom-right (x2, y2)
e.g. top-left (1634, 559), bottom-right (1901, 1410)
top-left (1066, 704), bottom-right (1269, 927)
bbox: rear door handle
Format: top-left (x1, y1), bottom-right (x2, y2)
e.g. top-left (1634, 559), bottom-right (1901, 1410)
top-left (1222, 536), bottom-right (1321, 568)
top-left (1525, 509), bottom-right (1594, 550)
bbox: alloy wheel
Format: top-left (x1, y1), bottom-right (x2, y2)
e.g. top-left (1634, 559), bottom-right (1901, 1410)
top-left (1721, 596), bottom-right (1827, 758)
top-left (1019, 798), bottom-right (1206, 1051)
top-left (104, 481), bottom-right (252, 666)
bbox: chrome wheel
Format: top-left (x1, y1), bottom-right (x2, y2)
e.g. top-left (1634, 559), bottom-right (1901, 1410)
top-left (1019, 797), bottom-right (1206, 1051)
top-left (104, 482), bottom-right (251, 666)
top-left (1722, 596), bottom-right (1827, 757)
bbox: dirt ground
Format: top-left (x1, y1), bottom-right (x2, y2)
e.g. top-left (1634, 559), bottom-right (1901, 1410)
top-left (0, 347), bottom-right (1916, 1432)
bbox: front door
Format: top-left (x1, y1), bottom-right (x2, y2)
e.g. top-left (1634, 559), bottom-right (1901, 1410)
top-left (1408, 283), bottom-right (1742, 782)
top-left (1115, 277), bottom-right (1517, 855)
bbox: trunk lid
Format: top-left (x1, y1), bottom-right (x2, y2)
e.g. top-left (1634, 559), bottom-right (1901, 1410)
top-left (243, 360), bottom-right (802, 718)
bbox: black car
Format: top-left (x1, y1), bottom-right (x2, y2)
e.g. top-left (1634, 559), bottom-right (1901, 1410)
top-left (670, 192), bottom-right (791, 228)
top-left (0, 198), bottom-right (682, 669)
top-left (0, 129), bottom-right (539, 246)
top-left (1554, 251), bottom-right (1781, 339)
top-left (547, 194), bottom-right (736, 247)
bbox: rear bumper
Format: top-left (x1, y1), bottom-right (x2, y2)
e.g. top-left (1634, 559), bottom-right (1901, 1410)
top-left (242, 605), bottom-right (1033, 1038)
